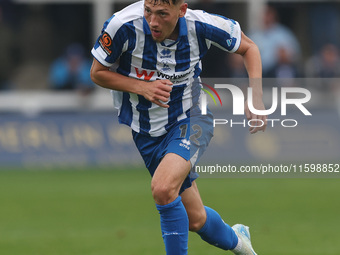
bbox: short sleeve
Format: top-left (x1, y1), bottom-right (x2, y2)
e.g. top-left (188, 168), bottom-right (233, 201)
top-left (91, 15), bottom-right (128, 67)
top-left (195, 11), bottom-right (242, 53)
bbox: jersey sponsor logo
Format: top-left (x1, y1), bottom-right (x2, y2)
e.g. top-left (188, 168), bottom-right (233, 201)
top-left (99, 32), bottom-right (113, 55)
top-left (156, 70), bottom-right (191, 81)
top-left (133, 67), bottom-right (191, 82)
top-left (134, 67), bottom-right (155, 81)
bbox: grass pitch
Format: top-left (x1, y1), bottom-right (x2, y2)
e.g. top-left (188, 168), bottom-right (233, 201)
top-left (0, 167), bottom-right (339, 255)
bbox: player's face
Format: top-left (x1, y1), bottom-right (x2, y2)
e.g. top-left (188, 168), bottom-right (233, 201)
top-left (144, 0), bottom-right (187, 43)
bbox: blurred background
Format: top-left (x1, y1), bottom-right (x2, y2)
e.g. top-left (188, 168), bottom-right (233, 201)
top-left (0, 1), bottom-right (339, 255)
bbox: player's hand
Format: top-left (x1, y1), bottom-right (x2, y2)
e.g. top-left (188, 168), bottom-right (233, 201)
top-left (141, 79), bottom-right (173, 108)
top-left (245, 97), bottom-right (267, 134)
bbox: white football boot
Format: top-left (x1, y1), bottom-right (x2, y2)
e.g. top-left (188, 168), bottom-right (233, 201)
top-left (231, 224), bottom-right (258, 255)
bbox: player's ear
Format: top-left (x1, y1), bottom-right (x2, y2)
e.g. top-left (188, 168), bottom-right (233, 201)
top-left (179, 3), bottom-right (188, 18)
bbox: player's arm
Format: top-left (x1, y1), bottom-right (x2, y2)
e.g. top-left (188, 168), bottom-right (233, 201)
top-left (90, 58), bottom-right (172, 108)
top-left (235, 32), bottom-right (267, 134)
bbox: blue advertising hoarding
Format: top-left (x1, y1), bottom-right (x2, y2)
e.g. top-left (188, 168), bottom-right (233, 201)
top-left (0, 109), bottom-right (339, 169)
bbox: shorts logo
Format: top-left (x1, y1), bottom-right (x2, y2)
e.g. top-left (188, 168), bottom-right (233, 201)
top-left (180, 139), bottom-right (190, 150)
top-left (99, 32), bottom-right (112, 55)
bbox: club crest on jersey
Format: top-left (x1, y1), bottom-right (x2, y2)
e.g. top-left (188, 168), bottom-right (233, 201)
top-left (161, 63), bottom-right (171, 72)
top-left (160, 58), bottom-right (175, 73)
top-left (99, 32), bottom-right (113, 55)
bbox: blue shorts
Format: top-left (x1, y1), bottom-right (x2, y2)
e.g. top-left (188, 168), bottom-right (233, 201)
top-left (132, 111), bottom-right (214, 194)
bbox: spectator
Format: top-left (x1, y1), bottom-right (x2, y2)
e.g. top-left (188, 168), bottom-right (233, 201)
top-left (305, 43), bottom-right (340, 92)
top-left (267, 46), bottom-right (300, 79)
top-left (305, 43), bottom-right (340, 78)
top-left (249, 5), bottom-right (301, 78)
top-left (49, 43), bottom-right (94, 94)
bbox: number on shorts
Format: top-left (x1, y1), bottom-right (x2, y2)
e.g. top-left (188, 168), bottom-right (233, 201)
top-left (179, 124), bottom-right (202, 146)
top-left (179, 124), bottom-right (188, 138)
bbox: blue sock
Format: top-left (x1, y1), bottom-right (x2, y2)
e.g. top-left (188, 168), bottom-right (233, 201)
top-left (156, 196), bottom-right (188, 255)
top-left (197, 206), bottom-right (238, 250)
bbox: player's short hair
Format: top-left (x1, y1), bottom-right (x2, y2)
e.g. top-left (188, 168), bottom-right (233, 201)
top-left (148, 0), bottom-right (184, 6)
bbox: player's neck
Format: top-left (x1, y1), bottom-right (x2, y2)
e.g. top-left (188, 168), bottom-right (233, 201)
top-left (167, 23), bottom-right (180, 41)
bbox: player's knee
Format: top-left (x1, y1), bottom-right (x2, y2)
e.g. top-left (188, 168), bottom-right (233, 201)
top-left (151, 181), bottom-right (177, 205)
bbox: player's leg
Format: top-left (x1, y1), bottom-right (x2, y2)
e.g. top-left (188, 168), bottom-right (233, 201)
top-left (180, 181), bottom-right (206, 232)
top-left (181, 181), bottom-right (258, 255)
top-left (151, 152), bottom-right (192, 255)
top-left (181, 181), bottom-right (239, 250)
top-left (151, 153), bottom-right (191, 205)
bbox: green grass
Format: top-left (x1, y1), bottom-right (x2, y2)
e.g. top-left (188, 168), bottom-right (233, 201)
top-left (0, 168), bottom-right (339, 255)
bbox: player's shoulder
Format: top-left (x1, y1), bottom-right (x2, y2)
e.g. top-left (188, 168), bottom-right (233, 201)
top-left (185, 8), bottom-right (238, 27)
top-left (184, 8), bottom-right (211, 23)
top-left (111, 1), bottom-right (144, 25)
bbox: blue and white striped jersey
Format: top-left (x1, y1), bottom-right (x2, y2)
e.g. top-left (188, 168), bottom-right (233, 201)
top-left (91, 1), bottom-right (242, 137)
